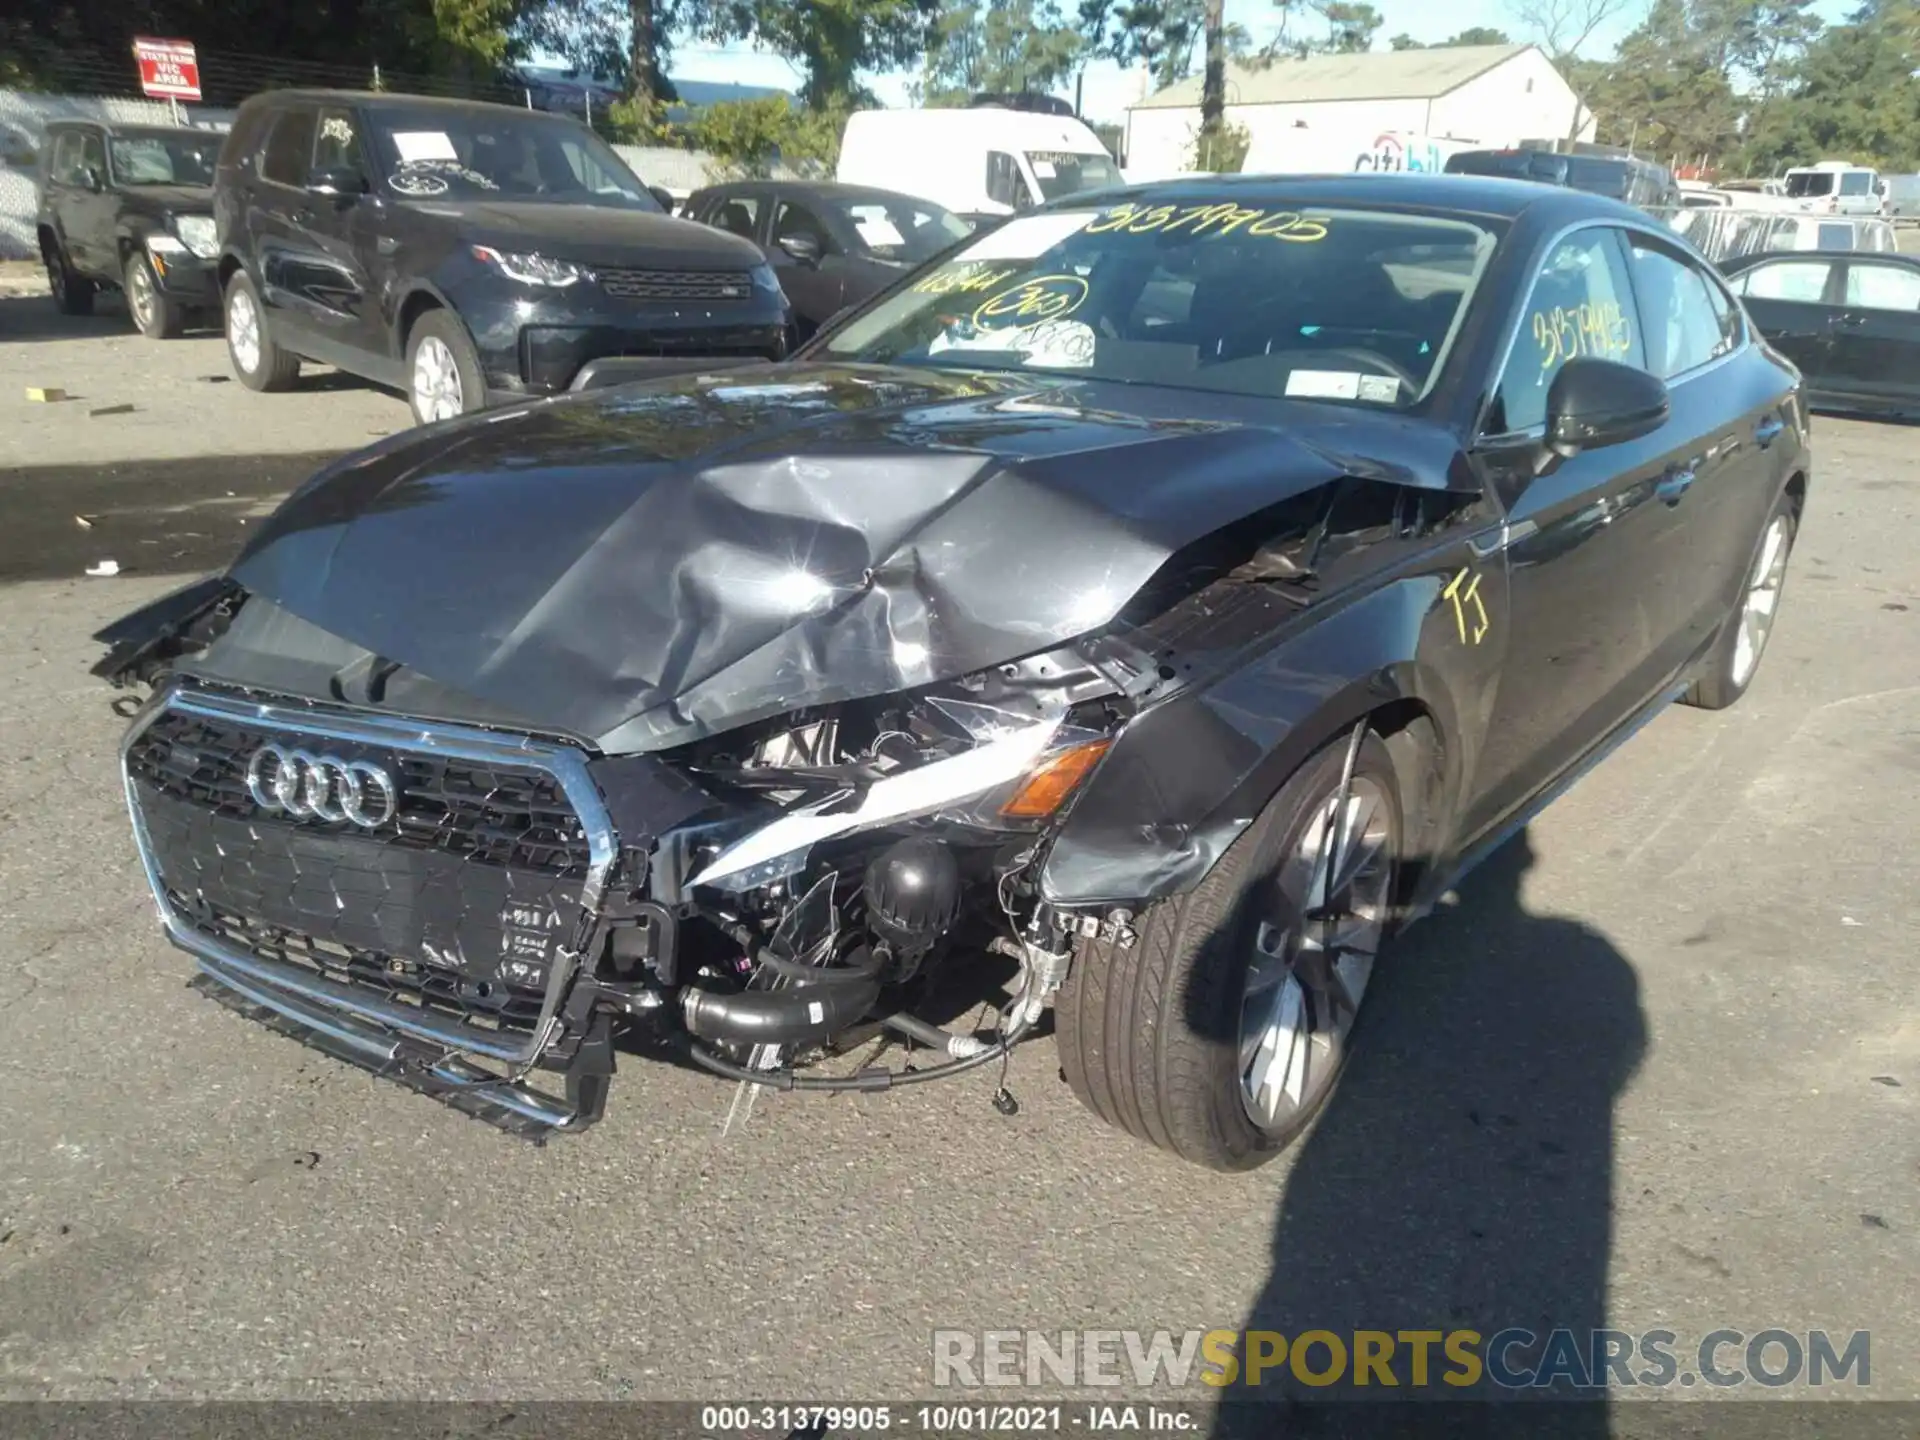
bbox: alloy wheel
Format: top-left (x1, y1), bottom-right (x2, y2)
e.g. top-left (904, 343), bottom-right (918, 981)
top-left (129, 262), bottom-right (155, 332)
top-left (1731, 514), bottom-right (1791, 689)
top-left (1238, 774), bottom-right (1394, 1130)
top-left (412, 336), bottom-right (463, 422)
top-left (228, 288), bottom-right (261, 373)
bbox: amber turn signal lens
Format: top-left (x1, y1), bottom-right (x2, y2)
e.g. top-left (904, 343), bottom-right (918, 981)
top-left (1000, 739), bottom-right (1113, 819)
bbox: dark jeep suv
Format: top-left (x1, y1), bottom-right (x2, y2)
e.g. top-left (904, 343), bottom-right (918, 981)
top-left (212, 91), bottom-right (790, 423)
top-left (37, 120), bottom-right (224, 337)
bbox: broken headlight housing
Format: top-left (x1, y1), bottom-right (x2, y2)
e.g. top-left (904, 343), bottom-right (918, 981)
top-left (683, 646), bottom-right (1125, 893)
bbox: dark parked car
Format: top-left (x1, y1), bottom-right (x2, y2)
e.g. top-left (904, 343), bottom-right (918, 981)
top-left (1447, 148), bottom-right (1681, 210)
top-left (96, 176), bottom-right (1807, 1170)
top-left (36, 120), bottom-right (224, 337)
top-left (210, 91), bottom-right (790, 424)
top-left (1722, 249), bottom-right (1920, 419)
top-left (683, 179), bottom-right (972, 339)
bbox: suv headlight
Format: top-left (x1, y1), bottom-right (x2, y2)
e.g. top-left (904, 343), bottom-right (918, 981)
top-left (471, 245), bottom-right (593, 287)
top-left (173, 215), bottom-right (218, 259)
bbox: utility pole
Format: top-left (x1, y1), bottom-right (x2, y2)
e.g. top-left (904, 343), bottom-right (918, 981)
top-left (1200, 0), bottom-right (1225, 167)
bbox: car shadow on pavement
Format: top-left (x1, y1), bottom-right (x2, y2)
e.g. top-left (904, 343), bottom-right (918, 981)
top-left (1217, 827), bottom-right (1647, 1438)
top-left (0, 291), bottom-right (134, 341)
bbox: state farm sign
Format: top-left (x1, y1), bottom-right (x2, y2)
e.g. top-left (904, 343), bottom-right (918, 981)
top-left (133, 38), bottom-right (202, 102)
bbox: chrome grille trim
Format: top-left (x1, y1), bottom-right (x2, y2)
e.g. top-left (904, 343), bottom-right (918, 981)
top-left (119, 686), bottom-right (616, 1071)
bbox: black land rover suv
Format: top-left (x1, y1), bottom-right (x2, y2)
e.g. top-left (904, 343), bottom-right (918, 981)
top-left (37, 120), bottom-right (224, 338)
top-left (212, 91), bottom-right (791, 423)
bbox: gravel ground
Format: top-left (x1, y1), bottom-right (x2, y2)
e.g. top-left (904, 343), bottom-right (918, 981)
top-left (0, 303), bottom-right (1916, 1417)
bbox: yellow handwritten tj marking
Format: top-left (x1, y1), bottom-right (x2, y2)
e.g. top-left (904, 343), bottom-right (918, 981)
top-left (1441, 568), bottom-right (1490, 646)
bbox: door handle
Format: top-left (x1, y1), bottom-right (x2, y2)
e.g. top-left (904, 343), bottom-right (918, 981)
top-left (1837, 312), bottom-right (1868, 328)
top-left (1656, 464), bottom-right (1696, 506)
top-left (1755, 415), bottom-right (1786, 449)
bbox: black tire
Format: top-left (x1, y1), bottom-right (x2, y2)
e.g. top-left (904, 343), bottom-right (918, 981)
top-left (404, 308), bottom-right (488, 426)
top-left (125, 252), bottom-right (184, 339)
top-left (1682, 490), bottom-right (1798, 711)
top-left (1058, 731), bottom-right (1402, 1171)
top-left (43, 233), bottom-right (94, 316)
top-left (224, 270), bottom-right (300, 392)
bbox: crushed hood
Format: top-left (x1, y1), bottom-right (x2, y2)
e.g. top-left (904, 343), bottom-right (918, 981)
top-left (218, 363), bottom-right (1462, 753)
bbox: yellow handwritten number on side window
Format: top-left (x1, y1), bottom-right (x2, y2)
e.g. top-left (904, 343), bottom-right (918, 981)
top-left (1531, 300), bottom-right (1633, 372)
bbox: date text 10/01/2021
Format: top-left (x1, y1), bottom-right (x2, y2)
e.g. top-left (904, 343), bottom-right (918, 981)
top-left (697, 1405), bottom-right (1197, 1434)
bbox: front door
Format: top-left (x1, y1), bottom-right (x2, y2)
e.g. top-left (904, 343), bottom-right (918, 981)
top-left (65, 128), bottom-right (116, 275)
top-left (1459, 225), bottom-right (1686, 842)
top-left (1824, 259), bottom-right (1920, 412)
top-left (286, 105), bottom-right (388, 368)
top-left (769, 196), bottom-right (847, 335)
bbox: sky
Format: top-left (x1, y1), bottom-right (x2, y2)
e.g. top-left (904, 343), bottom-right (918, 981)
top-left (666, 0), bottom-right (1857, 126)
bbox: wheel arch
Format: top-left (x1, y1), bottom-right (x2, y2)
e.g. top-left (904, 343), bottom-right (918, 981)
top-left (394, 283), bottom-right (459, 358)
top-left (1040, 579), bottom-right (1474, 910)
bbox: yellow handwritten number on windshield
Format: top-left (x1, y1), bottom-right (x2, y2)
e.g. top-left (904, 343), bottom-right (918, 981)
top-left (972, 274), bottom-right (1090, 329)
top-left (1084, 202), bottom-right (1330, 243)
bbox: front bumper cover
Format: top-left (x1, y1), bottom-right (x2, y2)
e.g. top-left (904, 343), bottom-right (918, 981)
top-left (121, 686), bottom-right (619, 1137)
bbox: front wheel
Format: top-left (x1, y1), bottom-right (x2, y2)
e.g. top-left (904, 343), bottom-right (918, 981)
top-left (1058, 730), bottom-right (1401, 1170)
top-left (405, 309), bottom-right (488, 425)
top-left (1682, 491), bottom-right (1798, 711)
top-left (224, 271), bottom-right (300, 391)
top-left (126, 252), bottom-right (184, 339)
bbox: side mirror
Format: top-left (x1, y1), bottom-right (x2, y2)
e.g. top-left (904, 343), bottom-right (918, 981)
top-left (778, 232), bottom-right (822, 266)
top-left (306, 165), bottom-right (366, 200)
top-left (1546, 358), bottom-right (1670, 459)
top-left (647, 184), bottom-right (675, 212)
top-left (81, 165), bottom-right (104, 192)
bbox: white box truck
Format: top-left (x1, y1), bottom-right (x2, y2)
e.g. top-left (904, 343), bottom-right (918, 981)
top-left (836, 108), bottom-right (1122, 222)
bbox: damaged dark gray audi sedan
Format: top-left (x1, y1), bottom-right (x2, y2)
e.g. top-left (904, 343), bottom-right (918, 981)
top-left (96, 176), bottom-right (1809, 1169)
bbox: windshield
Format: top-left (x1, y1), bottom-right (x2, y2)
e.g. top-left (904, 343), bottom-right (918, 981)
top-left (1028, 151), bottom-right (1123, 201)
top-left (834, 195), bottom-right (972, 262)
top-left (1785, 171), bottom-right (1836, 197)
top-left (366, 109), bottom-right (661, 208)
top-left (821, 201), bottom-right (1500, 408)
top-left (109, 132), bottom-right (217, 186)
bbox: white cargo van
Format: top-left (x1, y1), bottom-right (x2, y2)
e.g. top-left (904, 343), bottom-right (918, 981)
top-left (836, 108), bottom-right (1122, 221)
top-left (1781, 161), bottom-right (1884, 216)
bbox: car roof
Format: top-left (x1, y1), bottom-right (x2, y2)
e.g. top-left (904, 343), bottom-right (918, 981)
top-left (239, 89), bottom-right (576, 120)
top-left (1045, 171), bottom-right (1647, 226)
top-left (693, 179), bottom-right (946, 208)
top-left (46, 120), bottom-right (208, 140)
top-left (1722, 248), bottom-right (1920, 269)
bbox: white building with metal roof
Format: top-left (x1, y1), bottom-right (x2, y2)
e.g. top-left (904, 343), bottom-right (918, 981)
top-left (1122, 43), bottom-right (1594, 180)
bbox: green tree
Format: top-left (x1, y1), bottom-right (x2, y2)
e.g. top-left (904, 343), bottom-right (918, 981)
top-left (689, 93), bottom-right (847, 175)
top-left (1263, 0), bottom-right (1384, 57)
top-left (918, 0), bottom-right (1081, 103)
top-left (695, 0), bottom-right (939, 107)
top-left (1755, 0), bottom-right (1920, 170)
top-left (1078, 0), bottom-right (1207, 88)
top-left (1391, 26), bottom-right (1513, 46)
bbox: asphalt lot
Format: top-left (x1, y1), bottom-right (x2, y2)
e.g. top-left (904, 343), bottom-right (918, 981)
top-left (1, 288), bottom-right (1917, 1414)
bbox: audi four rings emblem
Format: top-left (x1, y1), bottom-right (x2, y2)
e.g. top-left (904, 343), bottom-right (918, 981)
top-left (244, 745), bottom-right (400, 828)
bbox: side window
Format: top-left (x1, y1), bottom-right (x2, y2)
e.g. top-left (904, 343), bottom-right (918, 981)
top-left (260, 108), bottom-right (317, 187)
top-left (1490, 228), bottom-right (1643, 435)
top-left (1840, 171), bottom-right (1873, 197)
top-left (773, 199), bottom-right (833, 254)
top-left (311, 107), bottom-right (363, 177)
top-left (1844, 263), bottom-right (1920, 312)
top-left (50, 131), bottom-right (82, 185)
top-left (985, 151), bottom-right (1021, 209)
top-left (1628, 240), bottom-right (1738, 380)
top-left (77, 130), bottom-right (106, 182)
top-left (713, 194), bottom-right (761, 240)
top-left (1733, 261), bottom-right (1833, 304)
